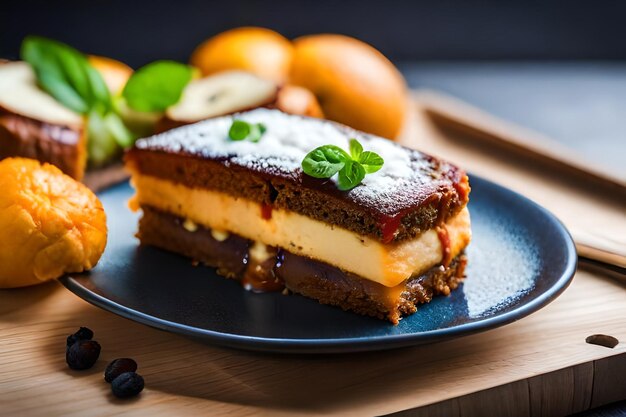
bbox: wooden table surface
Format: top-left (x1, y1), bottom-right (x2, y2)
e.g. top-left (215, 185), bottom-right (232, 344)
top-left (1, 99), bottom-right (625, 416)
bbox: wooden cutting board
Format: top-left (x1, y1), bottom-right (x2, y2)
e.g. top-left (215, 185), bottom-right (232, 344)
top-left (1, 99), bottom-right (625, 416)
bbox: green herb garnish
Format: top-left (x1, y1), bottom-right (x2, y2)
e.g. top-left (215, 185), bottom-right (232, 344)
top-left (20, 36), bottom-right (134, 165)
top-left (122, 61), bottom-right (193, 112)
top-left (301, 139), bottom-right (384, 190)
top-left (21, 36), bottom-right (111, 114)
top-left (228, 120), bottom-right (266, 142)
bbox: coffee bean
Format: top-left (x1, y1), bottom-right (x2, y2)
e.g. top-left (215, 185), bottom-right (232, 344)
top-left (111, 372), bottom-right (144, 398)
top-left (66, 327), bottom-right (94, 348)
top-left (66, 339), bottom-right (101, 370)
top-left (105, 358), bottom-right (138, 383)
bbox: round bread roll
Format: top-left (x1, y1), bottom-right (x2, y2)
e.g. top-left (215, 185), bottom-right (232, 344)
top-left (0, 158), bottom-right (107, 288)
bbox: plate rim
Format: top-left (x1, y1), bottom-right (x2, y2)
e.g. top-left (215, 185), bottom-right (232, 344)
top-left (60, 174), bottom-right (578, 354)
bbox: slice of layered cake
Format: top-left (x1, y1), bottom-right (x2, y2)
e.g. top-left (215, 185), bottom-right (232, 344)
top-left (125, 109), bottom-right (471, 324)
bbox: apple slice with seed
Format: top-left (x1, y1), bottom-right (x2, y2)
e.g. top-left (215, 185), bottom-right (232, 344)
top-left (159, 71), bottom-right (278, 131)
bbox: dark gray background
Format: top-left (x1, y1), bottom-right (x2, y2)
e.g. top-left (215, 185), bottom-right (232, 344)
top-left (3, 0), bottom-right (626, 65)
top-left (1, 1), bottom-right (624, 177)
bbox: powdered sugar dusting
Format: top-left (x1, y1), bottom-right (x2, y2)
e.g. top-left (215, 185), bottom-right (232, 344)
top-left (135, 109), bottom-right (463, 215)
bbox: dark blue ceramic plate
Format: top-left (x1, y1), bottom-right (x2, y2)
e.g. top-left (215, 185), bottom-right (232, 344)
top-left (60, 176), bottom-right (576, 353)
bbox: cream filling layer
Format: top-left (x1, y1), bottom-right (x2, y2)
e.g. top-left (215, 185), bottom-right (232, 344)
top-left (129, 174), bottom-right (471, 287)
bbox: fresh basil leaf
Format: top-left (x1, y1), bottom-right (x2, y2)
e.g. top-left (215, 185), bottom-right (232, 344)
top-left (21, 36), bottom-right (138, 166)
top-left (248, 123), bottom-right (265, 143)
top-left (229, 120), bottom-right (267, 142)
top-left (37, 70), bottom-right (90, 114)
top-left (359, 151), bottom-right (384, 173)
top-left (323, 145), bottom-right (351, 162)
top-left (85, 65), bottom-right (112, 110)
top-left (22, 37), bottom-right (89, 113)
top-left (122, 60), bottom-right (193, 112)
top-left (21, 36), bottom-right (111, 114)
top-left (337, 160), bottom-right (366, 190)
top-left (301, 140), bottom-right (383, 190)
top-left (349, 139), bottom-right (363, 160)
top-left (229, 120), bottom-right (251, 141)
top-left (301, 145), bottom-right (349, 178)
top-left (20, 36), bottom-right (46, 66)
top-left (55, 47), bottom-right (92, 104)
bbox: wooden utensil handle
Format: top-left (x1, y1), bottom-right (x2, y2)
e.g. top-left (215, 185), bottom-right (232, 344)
top-left (416, 89), bottom-right (626, 191)
top-left (573, 229), bottom-right (626, 269)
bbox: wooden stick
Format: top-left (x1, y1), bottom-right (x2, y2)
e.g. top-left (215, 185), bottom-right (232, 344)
top-left (415, 89), bottom-right (626, 191)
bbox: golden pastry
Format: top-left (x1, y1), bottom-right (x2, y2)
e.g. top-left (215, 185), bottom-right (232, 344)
top-left (0, 157), bottom-right (107, 288)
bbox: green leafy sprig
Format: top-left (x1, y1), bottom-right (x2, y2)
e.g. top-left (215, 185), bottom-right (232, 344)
top-left (122, 61), bottom-right (193, 112)
top-left (21, 36), bottom-right (111, 115)
top-left (228, 120), bottom-right (267, 142)
top-left (21, 36), bottom-right (133, 165)
top-left (20, 36), bottom-right (194, 166)
top-left (301, 139), bottom-right (384, 190)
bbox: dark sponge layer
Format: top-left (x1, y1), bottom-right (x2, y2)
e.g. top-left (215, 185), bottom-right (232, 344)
top-left (137, 205), bottom-right (467, 324)
top-left (0, 108), bottom-right (85, 180)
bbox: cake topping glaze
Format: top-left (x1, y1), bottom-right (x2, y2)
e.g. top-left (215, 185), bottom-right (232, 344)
top-left (134, 109), bottom-right (467, 218)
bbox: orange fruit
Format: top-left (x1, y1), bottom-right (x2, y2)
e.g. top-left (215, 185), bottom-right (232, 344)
top-left (190, 27), bottom-right (293, 84)
top-left (0, 157), bottom-right (107, 288)
top-left (289, 34), bottom-right (407, 140)
top-left (88, 55), bottom-right (133, 94)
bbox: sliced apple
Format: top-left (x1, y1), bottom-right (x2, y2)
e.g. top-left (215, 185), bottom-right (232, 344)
top-left (0, 61), bottom-right (86, 179)
top-left (159, 70), bottom-right (278, 131)
top-left (274, 85), bottom-right (324, 118)
top-left (0, 62), bottom-right (83, 127)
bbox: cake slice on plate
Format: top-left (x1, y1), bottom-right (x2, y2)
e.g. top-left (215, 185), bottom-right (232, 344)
top-left (125, 108), bottom-right (471, 324)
